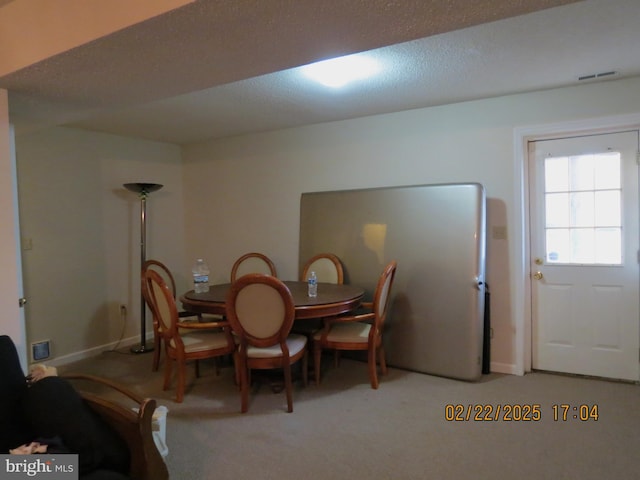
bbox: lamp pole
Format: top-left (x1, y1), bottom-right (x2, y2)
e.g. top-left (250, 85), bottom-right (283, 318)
top-left (124, 182), bottom-right (163, 354)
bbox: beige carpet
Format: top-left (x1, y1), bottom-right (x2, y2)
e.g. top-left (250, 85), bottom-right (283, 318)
top-left (60, 350), bottom-right (640, 480)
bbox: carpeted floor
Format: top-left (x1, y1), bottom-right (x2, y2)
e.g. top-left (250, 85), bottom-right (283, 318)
top-left (60, 350), bottom-right (640, 480)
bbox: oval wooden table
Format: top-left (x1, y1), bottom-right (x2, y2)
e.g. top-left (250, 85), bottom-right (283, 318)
top-left (180, 281), bottom-right (364, 319)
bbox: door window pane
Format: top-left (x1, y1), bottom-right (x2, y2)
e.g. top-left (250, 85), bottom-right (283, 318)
top-left (571, 229), bottom-right (595, 263)
top-left (570, 155), bottom-right (595, 191)
top-left (544, 152), bottom-right (622, 265)
top-left (595, 153), bottom-right (621, 189)
top-left (546, 229), bottom-right (570, 263)
top-left (545, 193), bottom-right (569, 228)
top-left (595, 190), bottom-right (621, 226)
top-left (595, 228), bottom-right (622, 264)
top-left (570, 191), bottom-right (594, 227)
top-left (545, 156), bottom-right (568, 192)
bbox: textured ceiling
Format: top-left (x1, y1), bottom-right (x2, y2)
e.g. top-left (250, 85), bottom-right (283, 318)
top-left (3, 0), bottom-right (639, 145)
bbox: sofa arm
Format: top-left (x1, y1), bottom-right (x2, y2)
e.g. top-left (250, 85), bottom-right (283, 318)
top-left (62, 374), bottom-right (169, 480)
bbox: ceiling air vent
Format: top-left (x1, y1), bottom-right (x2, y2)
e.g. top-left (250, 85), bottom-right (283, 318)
top-left (578, 71), bottom-right (619, 81)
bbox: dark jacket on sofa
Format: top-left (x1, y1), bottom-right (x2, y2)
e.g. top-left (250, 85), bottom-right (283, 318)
top-left (0, 335), bottom-right (131, 480)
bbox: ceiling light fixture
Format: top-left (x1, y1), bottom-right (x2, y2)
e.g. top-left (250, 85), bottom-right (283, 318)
top-left (301, 54), bottom-right (381, 88)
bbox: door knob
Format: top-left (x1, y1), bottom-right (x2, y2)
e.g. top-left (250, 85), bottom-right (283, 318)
top-left (18, 297), bottom-right (27, 307)
top-left (533, 271), bottom-right (544, 280)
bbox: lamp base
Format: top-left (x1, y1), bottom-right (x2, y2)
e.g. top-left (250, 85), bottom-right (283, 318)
top-left (130, 343), bottom-right (154, 354)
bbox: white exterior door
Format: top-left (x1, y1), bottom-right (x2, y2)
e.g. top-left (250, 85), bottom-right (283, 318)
top-left (529, 130), bottom-right (640, 381)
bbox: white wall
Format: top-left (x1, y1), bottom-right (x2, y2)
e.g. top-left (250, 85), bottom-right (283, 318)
top-left (12, 76), bottom-right (640, 369)
top-left (0, 89), bottom-right (27, 367)
top-left (16, 127), bottom-right (186, 363)
top-left (181, 76), bottom-right (640, 374)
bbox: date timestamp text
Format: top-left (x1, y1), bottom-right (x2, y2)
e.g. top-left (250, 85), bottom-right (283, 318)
top-left (444, 403), bottom-right (598, 422)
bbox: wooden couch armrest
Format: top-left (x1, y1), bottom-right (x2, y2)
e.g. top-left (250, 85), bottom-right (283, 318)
top-left (62, 374), bottom-right (169, 480)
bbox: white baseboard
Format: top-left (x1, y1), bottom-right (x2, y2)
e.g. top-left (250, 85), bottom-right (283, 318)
top-left (41, 333), bottom-right (154, 368)
top-left (490, 361), bottom-right (522, 376)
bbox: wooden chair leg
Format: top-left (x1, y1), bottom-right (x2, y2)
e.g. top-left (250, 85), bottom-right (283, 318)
top-left (152, 336), bottom-right (161, 372)
top-left (176, 362), bottom-right (186, 403)
top-left (378, 344), bottom-right (387, 376)
top-left (303, 350), bottom-right (308, 387)
top-left (195, 359), bottom-right (200, 378)
top-left (163, 358), bottom-right (172, 391)
top-left (233, 352), bottom-right (240, 387)
top-left (283, 363), bottom-right (293, 413)
top-left (239, 357), bottom-right (249, 413)
top-left (314, 344), bottom-right (322, 386)
top-left (368, 347), bottom-right (379, 389)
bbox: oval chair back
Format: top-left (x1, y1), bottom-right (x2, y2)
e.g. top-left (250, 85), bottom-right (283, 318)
top-left (143, 259), bottom-right (177, 297)
top-left (142, 259), bottom-right (201, 371)
top-left (230, 252), bottom-right (277, 282)
top-left (372, 260), bottom-right (398, 335)
top-left (300, 253), bottom-right (344, 284)
top-left (142, 269), bottom-right (182, 350)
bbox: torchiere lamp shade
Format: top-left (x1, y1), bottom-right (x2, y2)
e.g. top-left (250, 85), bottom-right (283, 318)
top-left (124, 183), bottom-right (163, 196)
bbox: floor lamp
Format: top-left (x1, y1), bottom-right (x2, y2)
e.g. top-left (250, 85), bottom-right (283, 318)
top-left (124, 182), bottom-right (163, 354)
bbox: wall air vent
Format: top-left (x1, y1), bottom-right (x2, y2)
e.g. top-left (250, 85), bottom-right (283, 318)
top-left (578, 71), bottom-right (619, 81)
top-left (31, 339), bottom-right (51, 361)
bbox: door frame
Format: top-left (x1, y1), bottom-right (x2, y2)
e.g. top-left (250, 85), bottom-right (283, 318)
top-left (514, 113), bottom-right (640, 376)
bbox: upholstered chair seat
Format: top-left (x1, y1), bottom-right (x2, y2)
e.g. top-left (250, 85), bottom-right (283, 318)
top-left (173, 331), bottom-right (233, 352)
top-left (246, 334), bottom-right (307, 358)
top-left (313, 322), bottom-right (370, 344)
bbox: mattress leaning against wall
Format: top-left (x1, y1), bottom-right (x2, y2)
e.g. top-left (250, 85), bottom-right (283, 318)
top-left (299, 183), bottom-right (487, 381)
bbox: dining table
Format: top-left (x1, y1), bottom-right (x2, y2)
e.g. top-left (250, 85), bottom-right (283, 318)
top-left (180, 281), bottom-right (365, 320)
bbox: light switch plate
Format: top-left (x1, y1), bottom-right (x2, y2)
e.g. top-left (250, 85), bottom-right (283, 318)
top-left (492, 226), bottom-right (507, 240)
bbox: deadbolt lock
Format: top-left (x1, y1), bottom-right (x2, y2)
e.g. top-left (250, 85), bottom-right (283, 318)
top-left (534, 258), bottom-right (543, 265)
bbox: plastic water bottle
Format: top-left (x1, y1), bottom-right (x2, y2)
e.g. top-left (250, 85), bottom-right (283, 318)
top-left (307, 271), bottom-right (317, 297)
top-left (192, 259), bottom-right (210, 293)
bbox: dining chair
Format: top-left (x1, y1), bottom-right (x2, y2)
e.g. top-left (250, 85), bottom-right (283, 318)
top-left (230, 252), bottom-right (277, 282)
top-left (142, 259), bottom-right (202, 372)
top-left (293, 252), bottom-right (345, 340)
top-left (313, 260), bottom-right (397, 389)
top-left (225, 273), bottom-right (308, 413)
top-left (142, 269), bottom-right (237, 403)
top-left (299, 252), bottom-right (344, 285)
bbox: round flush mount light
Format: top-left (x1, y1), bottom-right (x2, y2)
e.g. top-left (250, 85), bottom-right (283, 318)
top-left (301, 54), bottom-right (381, 88)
